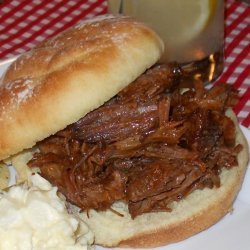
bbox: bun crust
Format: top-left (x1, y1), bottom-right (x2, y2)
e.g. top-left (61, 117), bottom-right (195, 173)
top-left (0, 15), bottom-right (163, 161)
top-left (74, 110), bottom-right (249, 248)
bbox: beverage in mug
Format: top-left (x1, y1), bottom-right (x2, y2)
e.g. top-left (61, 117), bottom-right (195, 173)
top-left (108, 0), bottom-right (224, 82)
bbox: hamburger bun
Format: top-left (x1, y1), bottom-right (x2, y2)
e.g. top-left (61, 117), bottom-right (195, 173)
top-left (0, 15), bottom-right (164, 161)
top-left (0, 15), bottom-right (249, 249)
top-left (9, 109), bottom-right (249, 248)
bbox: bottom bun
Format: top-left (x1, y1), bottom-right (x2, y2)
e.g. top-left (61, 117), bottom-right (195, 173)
top-left (9, 110), bottom-right (249, 248)
top-left (71, 109), bottom-right (249, 248)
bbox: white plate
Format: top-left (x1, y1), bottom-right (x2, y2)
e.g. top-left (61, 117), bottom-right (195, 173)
top-left (1, 58), bottom-right (250, 250)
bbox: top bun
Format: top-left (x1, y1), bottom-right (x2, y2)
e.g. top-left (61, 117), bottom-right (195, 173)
top-left (0, 15), bottom-right (164, 160)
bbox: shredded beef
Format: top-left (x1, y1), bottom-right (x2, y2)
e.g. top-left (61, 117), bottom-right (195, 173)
top-left (28, 63), bottom-right (241, 218)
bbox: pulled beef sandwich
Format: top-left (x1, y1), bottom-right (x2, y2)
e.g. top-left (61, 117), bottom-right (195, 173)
top-left (0, 15), bottom-right (249, 248)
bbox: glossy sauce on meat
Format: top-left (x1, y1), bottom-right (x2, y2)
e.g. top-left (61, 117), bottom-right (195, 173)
top-left (28, 64), bottom-right (241, 218)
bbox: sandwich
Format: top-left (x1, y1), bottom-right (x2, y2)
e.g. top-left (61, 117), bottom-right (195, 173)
top-left (0, 15), bottom-right (249, 248)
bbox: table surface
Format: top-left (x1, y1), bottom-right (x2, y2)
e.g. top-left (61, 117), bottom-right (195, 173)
top-left (0, 0), bottom-right (249, 128)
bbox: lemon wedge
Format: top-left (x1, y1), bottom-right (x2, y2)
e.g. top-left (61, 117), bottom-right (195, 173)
top-left (121, 0), bottom-right (216, 45)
